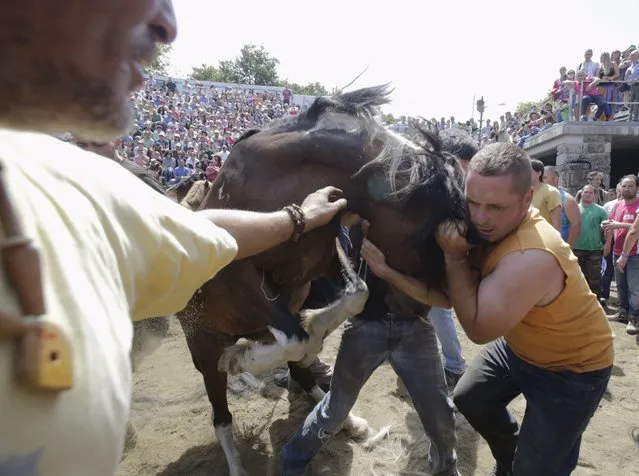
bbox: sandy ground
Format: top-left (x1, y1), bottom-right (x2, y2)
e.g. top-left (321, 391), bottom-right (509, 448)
top-left (118, 294), bottom-right (639, 476)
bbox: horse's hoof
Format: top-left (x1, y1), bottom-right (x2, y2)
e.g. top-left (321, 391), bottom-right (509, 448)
top-left (343, 413), bottom-right (370, 440)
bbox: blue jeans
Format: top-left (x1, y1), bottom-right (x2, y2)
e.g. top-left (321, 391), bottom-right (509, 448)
top-left (454, 338), bottom-right (611, 475)
top-left (280, 315), bottom-right (457, 476)
top-left (614, 253), bottom-right (639, 316)
top-left (428, 307), bottom-right (466, 375)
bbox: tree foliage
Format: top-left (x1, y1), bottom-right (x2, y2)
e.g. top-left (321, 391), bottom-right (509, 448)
top-left (145, 44), bottom-right (173, 76)
top-left (382, 113), bottom-right (397, 124)
top-left (279, 80), bottom-right (328, 96)
top-left (186, 43), bottom-right (329, 95)
top-left (189, 63), bottom-right (225, 82)
top-left (516, 90), bottom-right (553, 118)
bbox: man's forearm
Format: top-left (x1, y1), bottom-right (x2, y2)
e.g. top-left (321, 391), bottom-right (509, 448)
top-left (622, 229), bottom-right (639, 256)
top-left (380, 267), bottom-right (451, 308)
top-left (567, 223), bottom-right (581, 248)
top-left (198, 209), bottom-right (293, 260)
top-left (444, 257), bottom-right (480, 338)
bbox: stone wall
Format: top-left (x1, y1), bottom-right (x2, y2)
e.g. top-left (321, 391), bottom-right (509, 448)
top-left (556, 135), bottom-right (611, 195)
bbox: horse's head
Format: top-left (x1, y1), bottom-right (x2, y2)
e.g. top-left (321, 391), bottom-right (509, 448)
top-left (353, 121), bottom-right (485, 292)
top-left (222, 85), bottom-right (484, 291)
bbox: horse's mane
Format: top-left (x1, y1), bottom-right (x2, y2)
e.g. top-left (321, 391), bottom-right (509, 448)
top-left (235, 84), bottom-right (392, 143)
top-left (180, 180), bottom-right (209, 211)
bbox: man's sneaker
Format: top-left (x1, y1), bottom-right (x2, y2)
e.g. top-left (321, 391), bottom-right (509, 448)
top-left (487, 463), bottom-right (514, 476)
top-left (626, 316), bottom-right (639, 335)
top-left (608, 309), bottom-right (629, 323)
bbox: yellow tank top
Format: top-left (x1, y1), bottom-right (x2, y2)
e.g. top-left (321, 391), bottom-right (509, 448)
top-left (480, 209), bottom-right (614, 372)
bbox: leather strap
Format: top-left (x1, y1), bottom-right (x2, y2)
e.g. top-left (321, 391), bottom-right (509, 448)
top-left (282, 204), bottom-right (306, 243)
top-left (0, 163), bottom-right (73, 392)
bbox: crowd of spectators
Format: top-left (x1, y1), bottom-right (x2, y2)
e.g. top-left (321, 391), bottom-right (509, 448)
top-left (111, 76), bottom-right (301, 186)
top-left (387, 45), bottom-right (639, 149)
top-left (65, 44), bottom-right (636, 185)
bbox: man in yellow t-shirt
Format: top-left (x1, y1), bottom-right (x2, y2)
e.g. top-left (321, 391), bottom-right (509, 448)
top-left (0, 3), bottom-right (346, 476)
top-left (437, 143), bottom-right (613, 476)
top-left (530, 159), bottom-right (562, 231)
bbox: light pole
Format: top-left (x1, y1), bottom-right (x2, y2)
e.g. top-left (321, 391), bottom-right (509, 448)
top-left (476, 96), bottom-right (485, 146)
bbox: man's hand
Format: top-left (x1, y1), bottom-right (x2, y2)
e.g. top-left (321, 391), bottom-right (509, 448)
top-left (616, 255), bottom-right (628, 272)
top-left (300, 186), bottom-right (347, 232)
top-left (601, 220), bottom-right (617, 233)
top-left (361, 238), bottom-right (390, 279)
top-left (436, 220), bottom-right (475, 260)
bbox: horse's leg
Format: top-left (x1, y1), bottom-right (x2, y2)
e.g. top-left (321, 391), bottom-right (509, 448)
top-left (217, 282), bottom-right (311, 376)
top-left (296, 239), bottom-right (369, 368)
top-left (180, 321), bottom-right (247, 476)
top-left (217, 301), bottom-right (308, 376)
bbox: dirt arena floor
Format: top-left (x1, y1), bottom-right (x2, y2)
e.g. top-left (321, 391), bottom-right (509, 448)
top-left (118, 289), bottom-right (639, 476)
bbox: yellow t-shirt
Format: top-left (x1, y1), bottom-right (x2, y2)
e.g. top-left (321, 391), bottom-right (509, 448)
top-left (481, 208), bottom-right (614, 373)
top-left (0, 129), bottom-right (237, 475)
top-left (531, 182), bottom-right (562, 224)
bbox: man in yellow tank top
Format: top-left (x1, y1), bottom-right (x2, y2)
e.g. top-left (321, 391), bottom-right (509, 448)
top-left (437, 143), bottom-right (613, 476)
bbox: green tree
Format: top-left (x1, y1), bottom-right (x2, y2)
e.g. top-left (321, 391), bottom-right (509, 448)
top-left (279, 80), bottom-right (328, 96)
top-left (516, 90), bottom-right (553, 118)
top-left (382, 113), bottom-right (396, 124)
top-left (145, 44), bottom-right (172, 76)
top-left (222, 44), bottom-right (280, 85)
top-left (188, 64), bottom-right (225, 82)
top-left (186, 44), bottom-right (331, 94)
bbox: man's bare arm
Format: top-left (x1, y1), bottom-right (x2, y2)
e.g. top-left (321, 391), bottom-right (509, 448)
top-left (445, 250), bottom-right (556, 344)
top-left (563, 195), bottom-right (582, 247)
top-left (550, 206), bottom-right (562, 232)
top-left (379, 267), bottom-right (451, 308)
top-left (360, 237), bottom-right (451, 308)
top-left (197, 209), bottom-right (295, 260)
top-left (198, 186), bottom-right (346, 261)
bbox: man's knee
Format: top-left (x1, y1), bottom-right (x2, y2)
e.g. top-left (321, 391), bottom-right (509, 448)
top-left (451, 375), bottom-right (478, 415)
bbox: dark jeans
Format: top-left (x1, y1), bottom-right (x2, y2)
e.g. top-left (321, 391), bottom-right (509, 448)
top-left (581, 94), bottom-right (606, 120)
top-left (454, 338), bottom-right (611, 476)
top-left (614, 253), bottom-right (639, 316)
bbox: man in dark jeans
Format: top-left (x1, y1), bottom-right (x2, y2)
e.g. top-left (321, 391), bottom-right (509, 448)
top-left (438, 143), bottom-right (613, 476)
top-left (280, 222), bottom-right (459, 476)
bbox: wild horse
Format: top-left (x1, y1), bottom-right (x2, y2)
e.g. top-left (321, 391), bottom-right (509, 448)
top-left (177, 85), bottom-right (476, 476)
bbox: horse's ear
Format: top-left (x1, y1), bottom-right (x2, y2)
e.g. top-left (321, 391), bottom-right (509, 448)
top-left (236, 129), bottom-right (261, 143)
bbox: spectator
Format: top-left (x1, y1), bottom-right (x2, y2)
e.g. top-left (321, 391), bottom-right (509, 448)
top-left (530, 159), bottom-right (562, 231)
top-left (603, 175), bottom-right (639, 328)
top-left (573, 184), bottom-right (611, 299)
top-left (576, 71), bottom-right (606, 121)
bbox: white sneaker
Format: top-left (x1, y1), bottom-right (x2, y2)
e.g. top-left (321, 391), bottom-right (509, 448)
top-left (626, 317), bottom-right (639, 336)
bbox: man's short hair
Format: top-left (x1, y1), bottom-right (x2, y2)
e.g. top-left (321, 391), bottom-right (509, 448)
top-left (620, 174), bottom-right (639, 186)
top-left (530, 159), bottom-right (545, 182)
top-left (544, 165), bottom-right (560, 178)
top-left (439, 128), bottom-right (479, 161)
top-left (468, 143), bottom-right (532, 196)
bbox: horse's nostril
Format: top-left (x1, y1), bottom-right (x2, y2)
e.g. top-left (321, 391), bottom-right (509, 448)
top-left (150, 24), bottom-right (168, 43)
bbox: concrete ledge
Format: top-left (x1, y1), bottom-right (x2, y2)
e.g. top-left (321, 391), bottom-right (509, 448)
top-left (523, 121), bottom-right (639, 158)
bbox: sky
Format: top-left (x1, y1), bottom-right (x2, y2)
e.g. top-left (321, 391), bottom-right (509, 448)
top-left (168, 0), bottom-right (637, 121)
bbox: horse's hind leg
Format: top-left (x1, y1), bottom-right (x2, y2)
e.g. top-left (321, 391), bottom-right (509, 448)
top-left (218, 302), bottom-right (309, 376)
top-left (180, 321), bottom-right (247, 476)
top-left (296, 239), bottom-right (369, 368)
